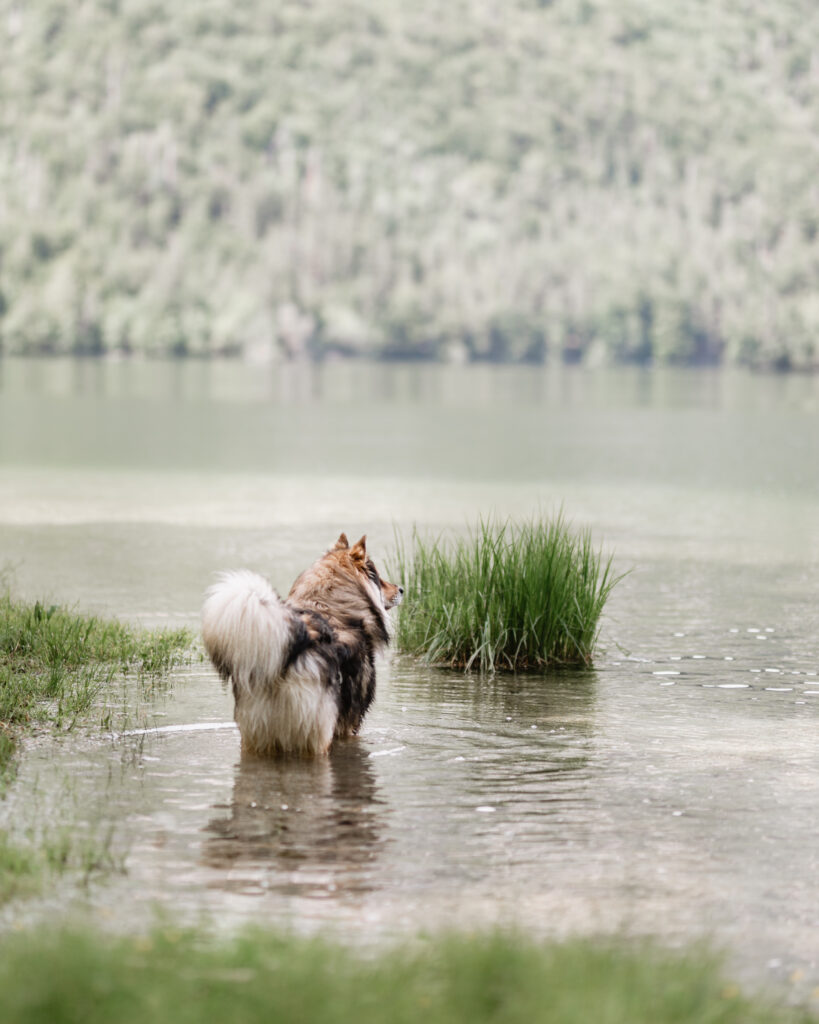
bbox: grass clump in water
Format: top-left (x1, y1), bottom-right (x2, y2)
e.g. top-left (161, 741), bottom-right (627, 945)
top-left (0, 826), bottom-right (122, 906)
top-left (0, 593), bottom-right (193, 781)
top-left (393, 516), bottom-right (620, 672)
top-left (0, 928), bottom-right (811, 1024)
top-left (0, 831), bottom-right (40, 904)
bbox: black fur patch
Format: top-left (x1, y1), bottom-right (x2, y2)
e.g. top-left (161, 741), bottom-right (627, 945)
top-left (285, 604), bottom-right (383, 735)
top-left (281, 608), bottom-right (334, 673)
top-left (335, 625), bottom-right (377, 736)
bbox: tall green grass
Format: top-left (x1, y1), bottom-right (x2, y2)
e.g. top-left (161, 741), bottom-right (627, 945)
top-left (0, 928), bottom-right (811, 1024)
top-left (393, 517), bottom-right (620, 672)
top-left (0, 593), bottom-right (193, 781)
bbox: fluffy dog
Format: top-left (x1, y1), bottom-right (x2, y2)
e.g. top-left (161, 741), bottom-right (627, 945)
top-left (202, 534), bottom-right (402, 757)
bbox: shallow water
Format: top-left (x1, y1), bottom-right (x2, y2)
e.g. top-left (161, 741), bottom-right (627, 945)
top-left (0, 359), bottom-right (817, 998)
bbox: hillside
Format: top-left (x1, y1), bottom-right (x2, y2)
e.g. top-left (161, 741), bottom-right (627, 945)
top-left (2, 0), bottom-right (818, 367)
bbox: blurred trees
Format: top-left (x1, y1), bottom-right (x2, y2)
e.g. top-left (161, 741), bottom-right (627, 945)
top-left (1, 0), bottom-right (818, 368)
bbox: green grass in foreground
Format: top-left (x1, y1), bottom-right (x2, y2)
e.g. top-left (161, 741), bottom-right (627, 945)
top-left (0, 929), bottom-right (812, 1024)
top-left (393, 517), bottom-right (620, 672)
top-left (0, 593), bottom-right (193, 780)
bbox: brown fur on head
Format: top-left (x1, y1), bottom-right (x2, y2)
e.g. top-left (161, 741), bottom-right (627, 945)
top-left (289, 533), bottom-right (403, 614)
top-left (348, 534), bottom-right (402, 610)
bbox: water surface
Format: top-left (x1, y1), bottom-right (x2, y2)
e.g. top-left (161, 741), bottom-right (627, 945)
top-left (0, 359), bottom-right (817, 998)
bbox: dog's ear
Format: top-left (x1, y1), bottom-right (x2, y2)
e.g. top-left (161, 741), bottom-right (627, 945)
top-left (333, 533), bottom-right (349, 550)
top-left (350, 535), bottom-right (367, 562)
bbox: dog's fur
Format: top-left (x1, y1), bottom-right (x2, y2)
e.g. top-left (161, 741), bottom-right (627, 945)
top-left (201, 534), bottom-right (402, 757)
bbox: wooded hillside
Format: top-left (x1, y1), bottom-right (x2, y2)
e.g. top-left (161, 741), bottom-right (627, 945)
top-left (2, 0), bottom-right (818, 367)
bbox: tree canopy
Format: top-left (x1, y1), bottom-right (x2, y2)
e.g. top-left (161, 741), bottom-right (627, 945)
top-left (2, 0), bottom-right (818, 367)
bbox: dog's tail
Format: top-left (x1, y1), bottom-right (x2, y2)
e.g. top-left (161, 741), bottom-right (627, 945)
top-left (202, 570), bottom-right (297, 687)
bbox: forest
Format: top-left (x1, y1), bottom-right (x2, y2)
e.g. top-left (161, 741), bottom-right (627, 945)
top-left (1, 0), bottom-right (818, 368)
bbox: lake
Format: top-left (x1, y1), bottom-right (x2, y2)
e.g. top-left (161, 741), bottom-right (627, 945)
top-left (0, 358), bottom-right (817, 998)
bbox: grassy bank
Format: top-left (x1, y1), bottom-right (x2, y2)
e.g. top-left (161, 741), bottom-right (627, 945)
top-left (0, 584), bottom-right (814, 1024)
top-left (393, 517), bottom-right (619, 672)
top-left (0, 928), bottom-right (812, 1024)
top-left (0, 593), bottom-right (193, 782)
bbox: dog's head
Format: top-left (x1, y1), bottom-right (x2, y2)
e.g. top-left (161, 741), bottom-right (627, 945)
top-left (331, 533), bottom-right (403, 611)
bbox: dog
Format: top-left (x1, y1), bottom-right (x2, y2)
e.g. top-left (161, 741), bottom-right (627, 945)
top-left (201, 534), bottom-right (403, 757)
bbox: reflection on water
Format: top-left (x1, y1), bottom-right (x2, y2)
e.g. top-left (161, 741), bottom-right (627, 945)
top-left (0, 359), bottom-right (818, 1000)
top-left (2, 358), bottom-right (819, 498)
top-left (3, 356), bottom-right (819, 413)
top-left (203, 744), bottom-right (385, 898)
